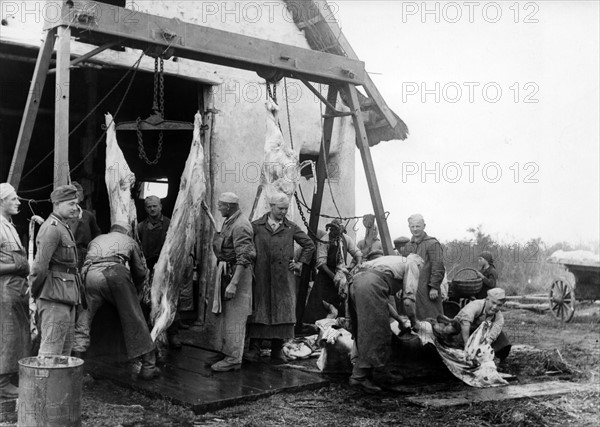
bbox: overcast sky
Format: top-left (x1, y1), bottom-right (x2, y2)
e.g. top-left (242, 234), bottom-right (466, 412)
top-left (334, 1), bottom-right (599, 246)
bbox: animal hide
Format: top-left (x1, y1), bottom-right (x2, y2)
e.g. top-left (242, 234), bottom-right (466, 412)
top-left (150, 112), bottom-right (206, 341)
top-left (433, 321), bottom-right (509, 388)
top-left (105, 114), bottom-right (150, 302)
top-left (104, 113), bottom-right (137, 228)
top-left (252, 100), bottom-right (300, 220)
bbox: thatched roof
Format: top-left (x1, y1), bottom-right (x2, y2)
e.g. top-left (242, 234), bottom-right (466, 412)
top-left (284, 0), bottom-right (409, 145)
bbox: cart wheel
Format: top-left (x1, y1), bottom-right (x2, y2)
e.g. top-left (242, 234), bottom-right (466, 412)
top-left (549, 278), bottom-right (576, 322)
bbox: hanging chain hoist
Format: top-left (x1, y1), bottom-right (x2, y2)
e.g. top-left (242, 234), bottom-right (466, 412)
top-left (137, 56), bottom-right (165, 165)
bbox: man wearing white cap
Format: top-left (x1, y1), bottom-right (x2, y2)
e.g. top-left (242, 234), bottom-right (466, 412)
top-left (246, 192), bottom-right (315, 363)
top-left (72, 221), bottom-right (159, 379)
top-left (436, 288), bottom-right (511, 361)
top-left (209, 192), bottom-right (256, 372)
top-left (0, 183), bottom-right (31, 398)
top-left (30, 184), bottom-right (82, 357)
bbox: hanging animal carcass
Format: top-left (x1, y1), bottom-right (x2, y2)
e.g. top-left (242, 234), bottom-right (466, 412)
top-left (150, 112), bottom-right (206, 341)
top-left (104, 113), bottom-right (138, 228)
top-left (253, 100), bottom-right (301, 220)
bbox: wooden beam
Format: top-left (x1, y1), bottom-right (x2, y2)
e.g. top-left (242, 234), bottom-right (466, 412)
top-left (45, 1), bottom-right (365, 86)
top-left (54, 26), bottom-right (71, 189)
top-left (310, 0), bottom-right (399, 129)
top-left (300, 78), bottom-right (338, 112)
top-left (344, 84), bottom-right (393, 255)
top-left (406, 381), bottom-right (593, 408)
top-left (296, 85), bottom-right (339, 328)
top-left (7, 28), bottom-right (56, 190)
top-left (196, 86), bottom-right (216, 325)
top-left (308, 86), bottom-right (338, 237)
top-left (48, 40), bottom-right (121, 74)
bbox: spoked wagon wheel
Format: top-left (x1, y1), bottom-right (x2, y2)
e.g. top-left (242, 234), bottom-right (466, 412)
top-left (549, 278), bottom-right (576, 322)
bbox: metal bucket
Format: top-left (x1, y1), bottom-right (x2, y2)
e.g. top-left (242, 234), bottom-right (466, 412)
top-left (17, 356), bottom-right (84, 427)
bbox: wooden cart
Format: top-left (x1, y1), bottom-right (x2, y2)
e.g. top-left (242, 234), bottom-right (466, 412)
top-left (547, 258), bottom-right (600, 322)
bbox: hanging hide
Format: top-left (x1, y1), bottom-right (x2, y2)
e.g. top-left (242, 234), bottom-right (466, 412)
top-left (253, 100), bottom-right (300, 220)
top-left (105, 113), bottom-right (150, 303)
top-left (150, 112), bottom-right (206, 341)
top-left (104, 113), bottom-right (137, 228)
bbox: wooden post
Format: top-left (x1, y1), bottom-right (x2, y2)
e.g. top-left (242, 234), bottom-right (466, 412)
top-left (8, 28), bottom-right (56, 190)
top-left (295, 84), bottom-right (338, 329)
top-left (344, 84), bottom-right (394, 255)
top-left (308, 85), bottom-right (338, 233)
top-left (54, 25), bottom-right (71, 189)
top-left (196, 85), bottom-right (215, 325)
top-left (81, 69), bottom-right (98, 211)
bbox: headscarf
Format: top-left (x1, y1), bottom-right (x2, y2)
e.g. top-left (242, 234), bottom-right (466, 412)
top-left (479, 251), bottom-right (495, 268)
top-left (0, 183), bottom-right (17, 200)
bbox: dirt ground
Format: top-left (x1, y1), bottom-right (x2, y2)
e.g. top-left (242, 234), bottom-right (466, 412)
top-left (3, 306), bottom-right (599, 427)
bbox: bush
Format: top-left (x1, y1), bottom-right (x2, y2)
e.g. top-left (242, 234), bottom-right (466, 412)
top-left (442, 226), bottom-right (585, 297)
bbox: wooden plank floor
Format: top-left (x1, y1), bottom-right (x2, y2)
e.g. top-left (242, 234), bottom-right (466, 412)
top-left (406, 380), bottom-right (596, 408)
top-left (84, 344), bottom-right (329, 414)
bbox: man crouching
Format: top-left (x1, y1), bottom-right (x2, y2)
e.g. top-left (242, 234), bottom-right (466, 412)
top-left (72, 221), bottom-right (159, 379)
top-left (435, 288), bottom-right (511, 361)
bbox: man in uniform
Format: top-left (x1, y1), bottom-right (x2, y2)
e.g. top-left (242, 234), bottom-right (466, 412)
top-left (0, 183), bottom-right (31, 398)
top-left (209, 192), bottom-right (256, 372)
top-left (66, 181), bottom-right (101, 269)
top-left (30, 185), bottom-right (81, 356)
top-left (397, 214), bottom-right (445, 320)
top-left (72, 221), bottom-right (159, 379)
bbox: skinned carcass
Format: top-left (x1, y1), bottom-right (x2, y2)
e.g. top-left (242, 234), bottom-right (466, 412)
top-left (252, 100), bottom-right (300, 220)
top-left (150, 112), bottom-right (206, 341)
top-left (104, 113), bottom-right (150, 302)
top-left (104, 113), bottom-right (138, 228)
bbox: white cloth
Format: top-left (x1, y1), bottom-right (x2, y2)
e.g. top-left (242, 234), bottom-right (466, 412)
top-left (212, 261), bottom-right (227, 314)
top-left (0, 183), bottom-right (16, 200)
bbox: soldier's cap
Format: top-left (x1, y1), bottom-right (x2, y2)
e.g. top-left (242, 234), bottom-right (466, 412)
top-left (394, 236), bottom-right (411, 246)
top-left (487, 288), bottom-right (506, 302)
top-left (0, 183), bottom-right (17, 200)
top-left (50, 185), bottom-right (79, 203)
top-left (219, 192), bottom-right (239, 204)
top-left (110, 220), bottom-right (132, 234)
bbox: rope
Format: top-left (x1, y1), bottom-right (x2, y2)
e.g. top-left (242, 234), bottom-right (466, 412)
top-left (70, 49), bottom-right (144, 174)
top-left (18, 50), bottom-right (146, 195)
top-left (20, 50), bottom-right (146, 183)
top-left (283, 77), bottom-right (294, 150)
top-left (294, 189), bottom-right (389, 222)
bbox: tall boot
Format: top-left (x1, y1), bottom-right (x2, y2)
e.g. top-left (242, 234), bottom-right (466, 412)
top-left (139, 351), bottom-right (161, 380)
top-left (0, 374), bottom-right (19, 398)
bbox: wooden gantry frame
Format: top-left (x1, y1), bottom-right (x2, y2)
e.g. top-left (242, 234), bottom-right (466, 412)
top-left (8, 2), bottom-right (397, 307)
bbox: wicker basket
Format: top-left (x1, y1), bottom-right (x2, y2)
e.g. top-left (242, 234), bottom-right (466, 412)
top-left (451, 267), bottom-right (483, 297)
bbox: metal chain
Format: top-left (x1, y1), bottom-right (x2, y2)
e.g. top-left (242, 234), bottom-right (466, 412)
top-left (159, 56), bottom-right (165, 116)
top-left (294, 192), bottom-right (330, 244)
top-left (137, 56), bottom-right (164, 165)
top-left (153, 57), bottom-right (159, 112)
top-left (136, 118), bottom-right (163, 165)
top-left (266, 81), bottom-right (277, 104)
